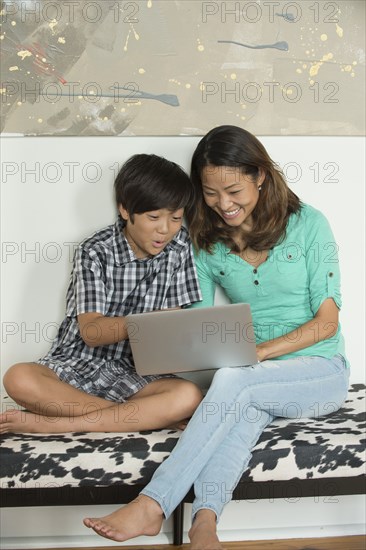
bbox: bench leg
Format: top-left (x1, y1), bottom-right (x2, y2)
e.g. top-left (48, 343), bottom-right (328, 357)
top-left (173, 502), bottom-right (184, 545)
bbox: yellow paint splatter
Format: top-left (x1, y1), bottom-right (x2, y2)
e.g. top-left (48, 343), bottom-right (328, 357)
top-left (302, 64), bottom-right (307, 69)
top-left (147, 0), bottom-right (152, 7)
top-left (230, 73), bottom-right (237, 80)
top-left (285, 88), bottom-right (293, 96)
top-left (49, 19), bottom-right (58, 33)
top-left (17, 101), bottom-right (22, 106)
top-left (124, 25), bottom-right (139, 51)
top-left (199, 83), bottom-right (205, 92)
top-left (0, 88), bottom-right (6, 94)
top-left (138, 68), bottom-right (145, 74)
top-left (197, 38), bottom-right (204, 52)
top-left (296, 68), bottom-right (302, 74)
top-left (320, 34), bottom-right (328, 41)
top-left (9, 66), bottom-right (19, 71)
top-left (11, 21), bottom-right (16, 26)
top-left (123, 30), bottom-right (131, 51)
top-left (309, 62), bottom-right (322, 77)
top-left (322, 52), bottom-right (333, 61)
top-left (17, 50), bottom-right (32, 60)
top-left (185, 83), bottom-right (191, 89)
top-left (58, 37), bottom-right (66, 44)
top-left (344, 65), bottom-right (352, 72)
top-left (0, 36), bottom-right (4, 40)
top-left (131, 23), bottom-right (139, 40)
top-left (336, 24), bottom-right (343, 38)
top-left (352, 61), bottom-right (357, 65)
top-left (37, 118), bottom-right (43, 123)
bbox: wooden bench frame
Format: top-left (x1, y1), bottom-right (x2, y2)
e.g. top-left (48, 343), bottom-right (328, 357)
top-left (2, 474), bottom-right (365, 545)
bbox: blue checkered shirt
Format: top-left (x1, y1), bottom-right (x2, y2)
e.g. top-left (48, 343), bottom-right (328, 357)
top-left (39, 217), bottom-right (202, 377)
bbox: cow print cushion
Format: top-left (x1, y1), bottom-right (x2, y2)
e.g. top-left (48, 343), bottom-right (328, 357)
top-left (1, 384), bottom-right (365, 489)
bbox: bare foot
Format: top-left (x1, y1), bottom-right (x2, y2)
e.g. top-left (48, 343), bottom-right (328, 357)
top-left (83, 495), bottom-right (164, 542)
top-left (167, 417), bottom-right (190, 431)
top-left (0, 409), bottom-right (83, 434)
top-left (188, 510), bottom-right (223, 550)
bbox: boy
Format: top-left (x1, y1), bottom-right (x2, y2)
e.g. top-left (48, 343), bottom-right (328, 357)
top-left (1, 154), bottom-right (202, 434)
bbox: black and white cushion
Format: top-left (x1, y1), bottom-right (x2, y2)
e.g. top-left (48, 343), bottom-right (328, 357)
top-left (1, 384), bottom-right (365, 490)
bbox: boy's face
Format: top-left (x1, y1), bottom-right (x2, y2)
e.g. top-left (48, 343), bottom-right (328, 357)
top-left (118, 206), bottom-right (184, 259)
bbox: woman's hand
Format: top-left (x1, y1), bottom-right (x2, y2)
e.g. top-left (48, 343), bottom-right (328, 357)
top-left (254, 298), bottom-right (339, 362)
top-left (256, 343), bottom-right (269, 362)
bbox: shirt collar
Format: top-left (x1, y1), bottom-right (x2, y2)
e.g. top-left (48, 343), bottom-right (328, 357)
top-left (112, 216), bottom-right (137, 265)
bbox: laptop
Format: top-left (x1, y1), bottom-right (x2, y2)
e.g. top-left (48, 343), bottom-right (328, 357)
top-left (126, 303), bottom-right (258, 376)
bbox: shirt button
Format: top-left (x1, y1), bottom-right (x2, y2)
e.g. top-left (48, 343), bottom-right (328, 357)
top-left (328, 272), bottom-right (334, 277)
top-left (253, 269), bottom-right (257, 274)
top-left (254, 280), bottom-right (259, 285)
top-left (220, 271), bottom-right (225, 276)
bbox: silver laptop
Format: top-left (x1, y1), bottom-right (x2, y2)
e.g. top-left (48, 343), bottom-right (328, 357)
top-left (126, 303), bottom-right (258, 376)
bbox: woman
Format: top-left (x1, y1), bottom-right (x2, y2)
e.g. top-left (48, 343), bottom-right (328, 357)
top-left (83, 126), bottom-right (349, 550)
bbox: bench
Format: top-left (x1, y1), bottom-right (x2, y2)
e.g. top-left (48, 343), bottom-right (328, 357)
top-left (1, 383), bottom-right (365, 546)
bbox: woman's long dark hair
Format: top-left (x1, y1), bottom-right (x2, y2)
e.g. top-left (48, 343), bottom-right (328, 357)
top-left (186, 125), bottom-right (301, 253)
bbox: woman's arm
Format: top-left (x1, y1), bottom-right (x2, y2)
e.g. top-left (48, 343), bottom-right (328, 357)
top-left (256, 297), bottom-right (338, 361)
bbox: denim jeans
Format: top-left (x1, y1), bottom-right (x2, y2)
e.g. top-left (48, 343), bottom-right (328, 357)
top-left (141, 354), bottom-right (349, 521)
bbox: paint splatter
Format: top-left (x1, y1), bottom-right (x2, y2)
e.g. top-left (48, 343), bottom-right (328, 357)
top-left (17, 50), bottom-right (32, 61)
top-left (320, 34), bottom-right (328, 41)
top-left (218, 40), bottom-right (289, 52)
top-left (336, 24), bottom-right (343, 38)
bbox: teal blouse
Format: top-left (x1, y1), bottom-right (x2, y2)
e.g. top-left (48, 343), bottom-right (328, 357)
top-left (191, 204), bottom-right (347, 363)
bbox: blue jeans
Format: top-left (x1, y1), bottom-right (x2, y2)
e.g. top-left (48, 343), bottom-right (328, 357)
top-left (141, 354), bottom-right (349, 520)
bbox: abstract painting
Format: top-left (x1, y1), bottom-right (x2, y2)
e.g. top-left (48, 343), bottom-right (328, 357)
top-left (1, 0), bottom-right (364, 135)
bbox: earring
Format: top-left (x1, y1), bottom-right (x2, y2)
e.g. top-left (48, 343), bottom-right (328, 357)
top-left (258, 185), bottom-right (262, 191)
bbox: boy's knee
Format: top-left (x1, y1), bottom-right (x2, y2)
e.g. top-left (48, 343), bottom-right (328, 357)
top-left (179, 380), bottom-right (203, 414)
top-left (3, 363), bottom-right (35, 397)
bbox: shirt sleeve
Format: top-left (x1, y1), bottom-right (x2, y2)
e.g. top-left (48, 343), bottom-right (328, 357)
top-left (188, 249), bottom-right (216, 309)
top-left (71, 246), bottom-right (108, 316)
top-left (304, 207), bottom-right (342, 316)
top-left (163, 243), bottom-right (202, 308)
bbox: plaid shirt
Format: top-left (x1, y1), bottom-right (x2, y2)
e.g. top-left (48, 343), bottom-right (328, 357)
top-left (39, 217), bottom-right (202, 374)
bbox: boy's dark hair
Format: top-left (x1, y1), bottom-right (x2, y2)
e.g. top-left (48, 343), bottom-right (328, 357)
top-left (115, 154), bottom-right (193, 220)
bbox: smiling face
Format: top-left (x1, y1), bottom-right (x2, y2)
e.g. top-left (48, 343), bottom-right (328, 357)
top-left (201, 165), bottom-right (265, 229)
top-left (118, 205), bottom-right (184, 258)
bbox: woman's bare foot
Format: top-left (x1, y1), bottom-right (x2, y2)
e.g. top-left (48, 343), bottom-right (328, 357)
top-left (188, 509), bottom-right (223, 550)
top-left (83, 495), bottom-right (164, 542)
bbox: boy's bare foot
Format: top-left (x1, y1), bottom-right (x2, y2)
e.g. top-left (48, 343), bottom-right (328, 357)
top-left (83, 495), bottom-right (164, 542)
top-left (0, 409), bottom-right (83, 434)
top-left (188, 509), bottom-right (223, 550)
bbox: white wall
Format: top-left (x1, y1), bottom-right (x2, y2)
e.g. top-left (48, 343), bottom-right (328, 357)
top-left (1, 136), bottom-right (365, 381)
top-left (1, 136), bottom-right (365, 548)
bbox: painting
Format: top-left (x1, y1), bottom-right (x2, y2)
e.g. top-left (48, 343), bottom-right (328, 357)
top-left (0, 0), bottom-right (364, 135)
